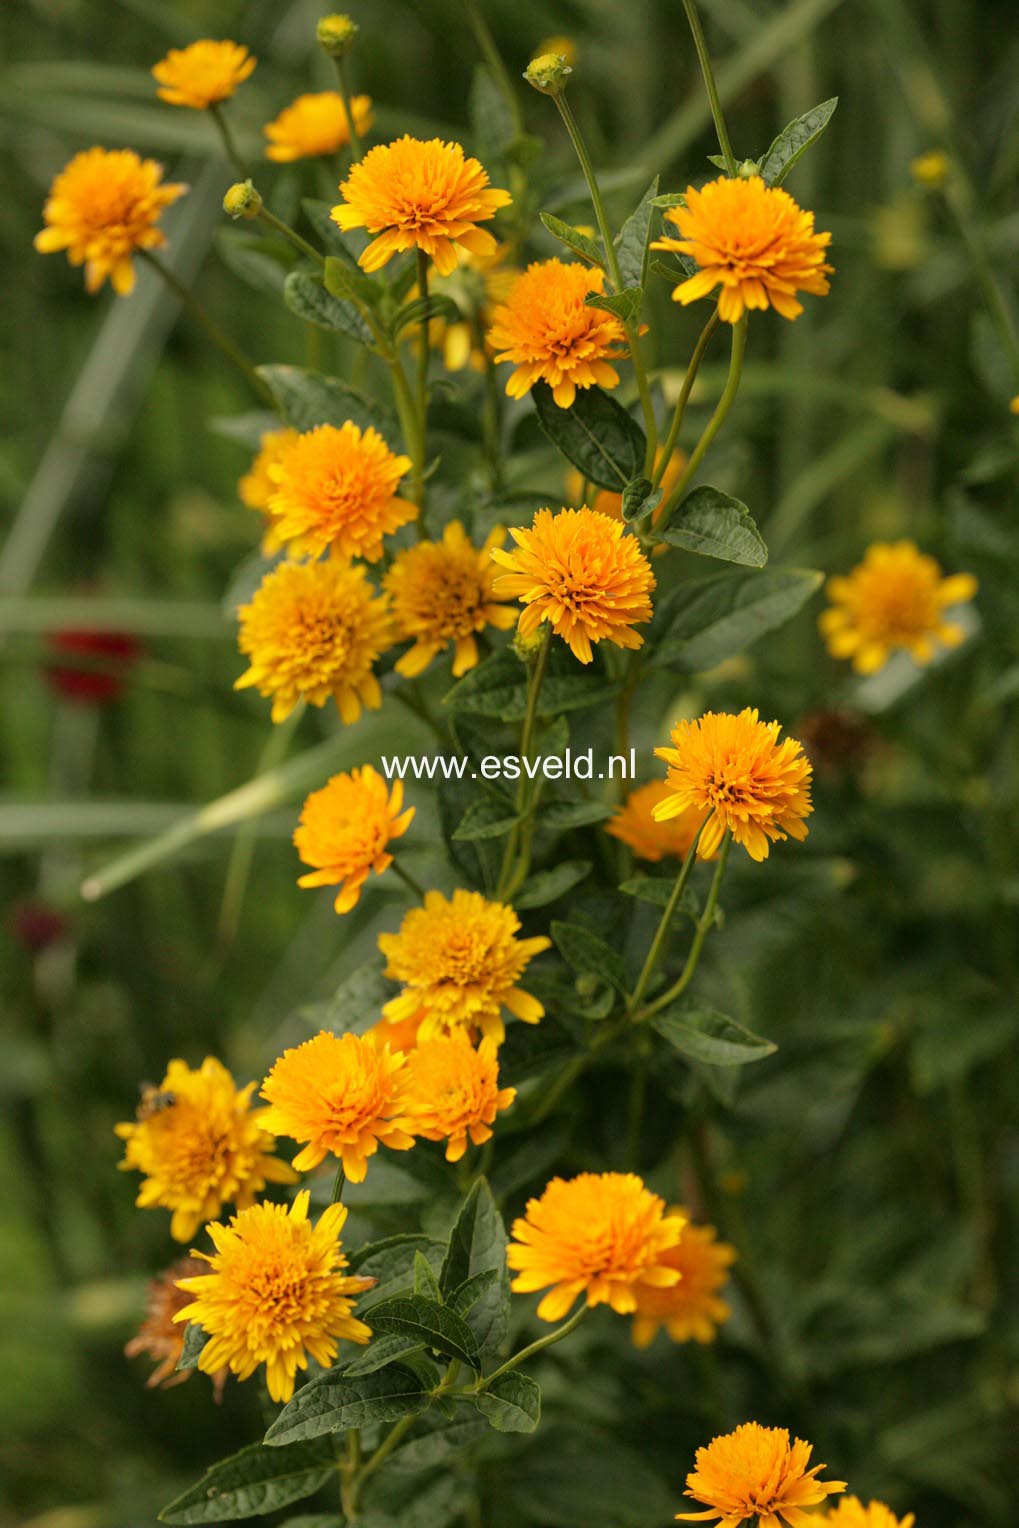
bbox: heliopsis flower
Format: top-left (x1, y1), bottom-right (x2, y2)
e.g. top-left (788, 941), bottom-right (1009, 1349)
top-left (631, 1213), bottom-right (735, 1348)
top-left (45, 627), bottom-right (140, 704)
top-left (402, 1034), bottom-right (516, 1161)
top-left (266, 422), bottom-right (415, 563)
top-left (607, 780), bottom-right (713, 863)
top-left (492, 506), bottom-right (656, 665)
top-left (651, 176), bottom-right (833, 324)
top-left (264, 91), bottom-right (373, 162)
top-left (677, 1422), bottom-right (846, 1526)
top-left (34, 148), bottom-right (186, 296)
top-left (378, 889), bottom-right (550, 1046)
top-left (819, 540), bottom-right (977, 675)
top-left (487, 259), bottom-right (628, 408)
top-left (234, 558), bottom-right (391, 724)
top-left (331, 136), bottom-right (511, 275)
top-left (152, 40), bottom-right (255, 109)
top-left (125, 1258), bottom-right (227, 1397)
top-left (174, 1191), bottom-right (373, 1403)
top-left (819, 1501), bottom-right (915, 1528)
top-left (654, 709), bottom-right (813, 862)
top-left (238, 428), bottom-right (298, 552)
top-left (508, 1172), bottom-right (684, 1322)
top-left (294, 766), bottom-right (414, 913)
top-left (385, 521), bottom-right (516, 677)
top-left (260, 1031), bottom-right (415, 1181)
top-left (115, 1058), bottom-right (297, 1243)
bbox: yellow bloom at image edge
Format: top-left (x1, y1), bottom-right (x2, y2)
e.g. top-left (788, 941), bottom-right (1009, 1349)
top-left (677, 1421), bottom-right (845, 1526)
top-left (34, 148), bottom-right (186, 296)
top-left (174, 1191), bottom-right (374, 1404)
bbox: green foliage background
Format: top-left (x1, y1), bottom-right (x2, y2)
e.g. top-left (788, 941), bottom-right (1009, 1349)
top-left (2, 1), bottom-right (1019, 1525)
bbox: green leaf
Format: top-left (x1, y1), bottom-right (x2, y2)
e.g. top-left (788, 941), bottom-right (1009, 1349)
top-left (175, 1321), bottom-right (208, 1373)
top-left (159, 1442), bottom-right (335, 1523)
top-left (501, 1424), bottom-right (675, 1528)
top-left (216, 230), bottom-right (288, 297)
top-left (649, 567), bottom-right (822, 671)
top-left (300, 199), bottom-right (362, 266)
top-left (452, 794), bottom-right (520, 842)
top-left (277, 1517), bottom-right (342, 1528)
top-left (706, 153), bottom-right (730, 171)
top-left (304, 960), bottom-right (391, 1036)
top-left (758, 97), bottom-right (838, 186)
top-left (614, 175), bottom-right (659, 290)
top-left (475, 1371), bottom-right (541, 1433)
top-left (283, 271), bottom-right (374, 346)
top-left (539, 213), bottom-right (604, 266)
top-left (264, 1366), bottom-right (427, 1447)
top-left (470, 64), bottom-right (516, 162)
top-left (649, 253), bottom-right (700, 283)
top-left (366, 1295), bottom-right (479, 1369)
top-left (551, 922), bottom-right (627, 994)
top-left (413, 1250), bottom-right (444, 1302)
top-left (439, 1179), bottom-right (510, 1360)
top-left (619, 876), bottom-right (700, 920)
top-left (390, 293), bottom-right (461, 341)
top-left (532, 382), bottom-right (646, 491)
top-left (650, 1005), bottom-right (777, 1066)
top-left (256, 365), bottom-right (398, 444)
top-left (539, 800), bottom-right (614, 832)
top-left (322, 252), bottom-right (376, 306)
top-left (389, 1413), bottom-right (490, 1473)
top-left (342, 1333), bottom-right (424, 1377)
top-left (620, 477), bottom-right (663, 525)
top-left (444, 649), bottom-right (616, 721)
top-left (658, 485), bottom-right (768, 567)
top-left (447, 1268), bottom-right (502, 1318)
top-left (348, 1235), bottom-right (447, 1308)
top-left (584, 288), bottom-right (643, 325)
top-left (515, 860), bottom-right (592, 909)
top-left (651, 193), bottom-right (685, 209)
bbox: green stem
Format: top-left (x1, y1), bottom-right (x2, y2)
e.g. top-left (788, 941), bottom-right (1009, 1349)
top-left (257, 206), bottom-right (325, 268)
top-left (330, 1162), bottom-right (346, 1204)
top-left (638, 835), bottom-right (731, 1021)
top-left (334, 54), bottom-right (365, 161)
top-left (462, 0), bottom-right (523, 136)
top-left (681, 0), bottom-right (737, 175)
top-left (216, 704), bottom-right (302, 949)
top-left (653, 310), bottom-right (721, 487)
top-left (657, 313), bottom-right (747, 528)
top-left (626, 824), bottom-right (706, 1016)
top-left (553, 94), bottom-right (658, 469)
top-left (348, 1361), bottom-right (461, 1515)
top-left (208, 102), bottom-right (249, 178)
top-left (944, 181), bottom-right (1019, 386)
top-left (496, 628), bottom-right (552, 899)
top-left (416, 250), bottom-right (430, 460)
top-left (476, 1304), bottom-right (587, 1390)
top-left (389, 353), bottom-right (426, 507)
top-left (138, 250), bottom-right (273, 405)
top-left (392, 861), bottom-right (426, 901)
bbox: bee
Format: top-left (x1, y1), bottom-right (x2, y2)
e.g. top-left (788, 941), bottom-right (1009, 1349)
top-left (136, 1083), bottom-right (177, 1120)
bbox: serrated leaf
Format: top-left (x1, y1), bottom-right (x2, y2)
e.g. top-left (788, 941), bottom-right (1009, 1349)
top-left (584, 287), bottom-right (643, 324)
top-left (159, 1441), bottom-right (335, 1523)
top-left (650, 1005), bottom-right (776, 1066)
top-left (539, 801), bottom-right (614, 832)
top-left (322, 252), bottom-right (376, 306)
top-left (447, 1268), bottom-right (503, 1318)
top-left (621, 476), bottom-right (663, 524)
top-left (532, 381), bottom-right (646, 491)
top-left (283, 270), bottom-right (374, 346)
top-left (443, 648), bottom-right (616, 721)
top-left (176, 1321), bottom-right (208, 1373)
top-left (265, 1366), bottom-right (427, 1447)
top-left (649, 567), bottom-right (822, 671)
top-left (659, 485), bottom-right (768, 567)
top-left (348, 1235), bottom-right (446, 1308)
top-left (551, 922), bottom-right (627, 994)
top-left (256, 365), bottom-right (398, 444)
top-left (342, 1333), bottom-right (424, 1377)
top-left (475, 1371), bottom-right (541, 1433)
top-left (619, 876), bottom-right (701, 919)
top-left (758, 97), bottom-right (838, 186)
top-left (614, 175), bottom-right (659, 290)
top-left (366, 1295), bottom-right (479, 1368)
top-left (515, 860), bottom-right (592, 909)
top-left (391, 293), bottom-right (461, 340)
top-left (539, 213), bottom-right (604, 266)
top-left (452, 795), bottom-right (520, 842)
top-left (439, 1179), bottom-right (510, 1360)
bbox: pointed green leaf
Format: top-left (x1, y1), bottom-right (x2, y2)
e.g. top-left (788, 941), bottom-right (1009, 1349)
top-left (439, 1179), bottom-right (510, 1360)
top-left (759, 97), bottom-right (838, 186)
top-left (366, 1295), bottom-right (479, 1368)
top-left (658, 486), bottom-right (768, 567)
top-left (539, 213), bottom-right (604, 266)
top-left (649, 567), bottom-right (822, 671)
top-left (447, 1268), bottom-right (503, 1318)
top-left (614, 175), bottom-right (659, 290)
top-left (452, 794), bottom-right (520, 842)
top-left (621, 476), bottom-right (663, 524)
top-left (391, 293), bottom-right (461, 341)
top-left (265, 1366), bottom-right (427, 1447)
top-left (216, 230), bottom-right (288, 297)
top-left (551, 922), bottom-right (627, 994)
top-left (159, 1441), bottom-right (335, 1523)
top-left (256, 365), bottom-right (398, 444)
top-left (584, 287), bottom-right (643, 324)
top-left (300, 199), bottom-right (362, 267)
top-left (413, 1251), bottom-right (444, 1302)
top-left (650, 1005), bottom-right (777, 1066)
top-left (532, 381), bottom-right (646, 490)
top-left (348, 1235), bottom-right (446, 1308)
top-left (342, 1333), bottom-right (424, 1377)
top-left (283, 271), bottom-right (374, 346)
top-left (175, 1321), bottom-right (208, 1373)
top-left (475, 1372), bottom-right (541, 1433)
top-left (515, 860), bottom-right (592, 909)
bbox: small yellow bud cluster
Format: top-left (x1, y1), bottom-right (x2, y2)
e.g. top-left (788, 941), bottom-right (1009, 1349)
top-left (523, 53), bottom-right (572, 96)
top-left (223, 180), bottom-right (262, 220)
top-left (317, 13), bottom-right (358, 58)
top-left (512, 623), bottom-right (548, 663)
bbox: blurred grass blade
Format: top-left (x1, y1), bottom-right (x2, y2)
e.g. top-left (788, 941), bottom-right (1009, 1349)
top-left (0, 598), bottom-right (231, 638)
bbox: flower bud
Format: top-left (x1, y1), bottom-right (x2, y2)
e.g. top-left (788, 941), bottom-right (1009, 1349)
top-left (512, 624), bottom-right (547, 663)
top-left (737, 158), bottom-right (760, 179)
top-left (523, 52), bottom-right (572, 96)
top-left (223, 180), bottom-right (262, 220)
top-left (317, 13), bottom-right (358, 58)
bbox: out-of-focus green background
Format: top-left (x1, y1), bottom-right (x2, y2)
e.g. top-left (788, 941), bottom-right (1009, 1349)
top-left (3, 1), bottom-right (1019, 1525)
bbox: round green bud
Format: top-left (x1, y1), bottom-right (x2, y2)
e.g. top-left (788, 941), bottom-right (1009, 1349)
top-left (223, 180), bottom-right (262, 220)
top-left (317, 13), bottom-right (358, 57)
top-left (523, 52), bottom-right (572, 96)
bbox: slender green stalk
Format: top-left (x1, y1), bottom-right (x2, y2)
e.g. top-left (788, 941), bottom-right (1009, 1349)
top-left (657, 314), bottom-right (747, 528)
top-left (945, 181), bottom-right (1019, 386)
top-left (333, 54), bottom-right (365, 161)
top-left (497, 629), bottom-right (552, 898)
top-left (331, 1162), bottom-right (346, 1204)
top-left (638, 835), bottom-right (731, 1021)
top-left (653, 310), bottom-right (721, 487)
top-left (392, 861), bottom-right (426, 901)
top-left (681, 0), bottom-right (737, 175)
top-left (216, 705), bottom-right (303, 949)
top-left (138, 250), bottom-right (273, 405)
top-left (475, 1304), bottom-right (587, 1390)
top-left (416, 250), bottom-right (431, 455)
top-left (257, 206), bottom-right (325, 268)
top-left (462, 0), bottom-right (524, 136)
top-left (348, 1361), bottom-right (461, 1513)
top-left (208, 102), bottom-right (249, 178)
top-left (553, 94), bottom-right (658, 470)
top-left (626, 825), bottom-right (706, 1016)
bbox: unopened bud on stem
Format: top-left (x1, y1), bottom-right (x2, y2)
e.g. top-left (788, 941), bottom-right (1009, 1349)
top-left (317, 13), bottom-right (358, 58)
top-left (523, 52), bottom-right (572, 96)
top-left (223, 180), bottom-right (262, 220)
